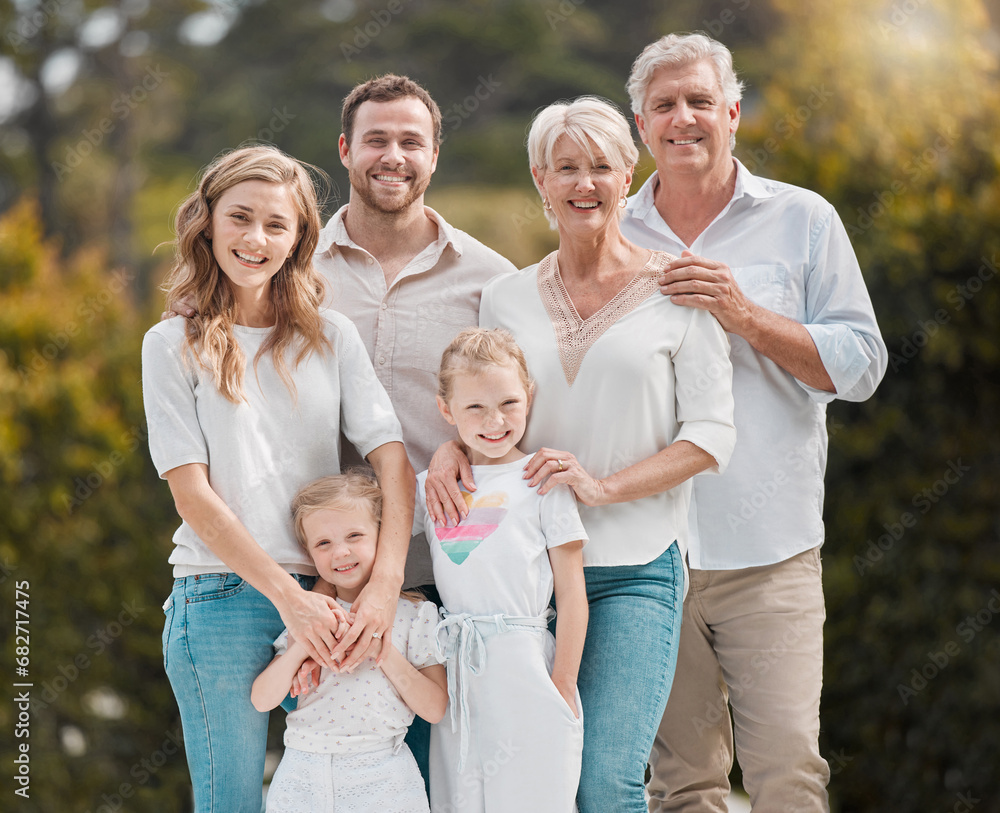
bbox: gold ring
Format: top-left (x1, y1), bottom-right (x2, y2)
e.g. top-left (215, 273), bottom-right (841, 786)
top-left (557, 459), bottom-right (564, 472)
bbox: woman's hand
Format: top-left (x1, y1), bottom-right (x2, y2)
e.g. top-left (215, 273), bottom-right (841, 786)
top-left (424, 441), bottom-right (476, 526)
top-left (330, 577), bottom-right (397, 672)
top-left (523, 448), bottom-right (608, 507)
top-left (276, 587), bottom-right (352, 672)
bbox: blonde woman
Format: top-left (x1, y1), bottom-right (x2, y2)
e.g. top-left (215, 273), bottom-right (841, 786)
top-left (142, 145), bottom-right (413, 812)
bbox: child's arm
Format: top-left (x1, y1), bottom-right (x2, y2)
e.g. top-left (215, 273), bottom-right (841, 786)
top-left (251, 637), bottom-right (311, 712)
top-left (379, 646), bottom-right (449, 725)
top-left (549, 540), bottom-right (588, 717)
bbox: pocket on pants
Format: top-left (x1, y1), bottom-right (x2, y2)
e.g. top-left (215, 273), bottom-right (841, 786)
top-left (161, 593), bottom-right (176, 670)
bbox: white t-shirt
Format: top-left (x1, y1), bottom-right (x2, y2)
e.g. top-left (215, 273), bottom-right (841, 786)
top-left (142, 310), bottom-right (403, 577)
top-left (276, 597), bottom-right (442, 755)
top-left (414, 455), bottom-right (588, 617)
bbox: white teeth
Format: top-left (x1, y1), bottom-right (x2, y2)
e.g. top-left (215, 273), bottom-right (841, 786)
top-left (482, 433), bottom-right (507, 440)
top-left (335, 564), bottom-right (357, 572)
top-left (672, 139), bottom-right (699, 145)
top-left (373, 174), bottom-right (405, 182)
top-left (235, 250), bottom-right (266, 264)
top-left (572, 201), bottom-right (600, 209)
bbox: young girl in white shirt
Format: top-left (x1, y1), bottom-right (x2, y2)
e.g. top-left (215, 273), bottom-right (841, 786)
top-left (413, 327), bottom-right (589, 813)
top-left (253, 472), bottom-right (448, 813)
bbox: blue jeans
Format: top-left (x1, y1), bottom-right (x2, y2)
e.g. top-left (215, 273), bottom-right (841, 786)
top-left (162, 572), bottom-right (314, 813)
top-left (576, 543), bottom-right (684, 813)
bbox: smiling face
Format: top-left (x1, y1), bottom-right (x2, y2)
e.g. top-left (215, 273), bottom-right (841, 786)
top-left (206, 179), bottom-right (299, 319)
top-left (437, 362), bottom-right (531, 466)
top-left (532, 134), bottom-right (632, 239)
top-left (635, 59), bottom-right (740, 180)
top-left (339, 96), bottom-right (439, 216)
top-left (300, 505), bottom-right (379, 604)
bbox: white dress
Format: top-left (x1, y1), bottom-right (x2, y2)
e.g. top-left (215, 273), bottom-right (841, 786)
top-left (414, 455), bottom-right (588, 813)
top-left (265, 597), bottom-right (441, 813)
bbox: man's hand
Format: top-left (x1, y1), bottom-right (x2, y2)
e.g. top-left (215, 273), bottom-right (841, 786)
top-left (160, 296), bottom-right (197, 321)
top-left (659, 250), bottom-right (755, 335)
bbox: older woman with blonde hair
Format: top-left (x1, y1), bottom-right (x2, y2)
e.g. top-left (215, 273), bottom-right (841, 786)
top-left (142, 145), bottom-right (413, 812)
top-left (426, 97), bottom-right (736, 812)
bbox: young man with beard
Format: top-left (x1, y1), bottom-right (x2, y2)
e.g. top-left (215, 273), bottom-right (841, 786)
top-left (311, 75), bottom-right (516, 784)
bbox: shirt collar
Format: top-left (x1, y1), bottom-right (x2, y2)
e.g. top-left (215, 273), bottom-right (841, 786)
top-left (315, 203), bottom-right (462, 258)
top-left (629, 157), bottom-right (775, 220)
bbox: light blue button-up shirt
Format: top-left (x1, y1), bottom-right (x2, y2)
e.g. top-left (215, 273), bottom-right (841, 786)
top-left (622, 159), bottom-right (887, 569)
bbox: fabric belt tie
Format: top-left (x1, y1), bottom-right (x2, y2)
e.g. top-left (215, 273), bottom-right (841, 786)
top-left (434, 608), bottom-right (554, 771)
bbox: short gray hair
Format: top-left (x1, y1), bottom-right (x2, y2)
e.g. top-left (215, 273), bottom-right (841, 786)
top-left (626, 32), bottom-right (745, 115)
top-left (527, 96), bottom-right (639, 228)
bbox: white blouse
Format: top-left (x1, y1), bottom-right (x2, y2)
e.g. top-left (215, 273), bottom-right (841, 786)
top-left (480, 251), bottom-right (736, 568)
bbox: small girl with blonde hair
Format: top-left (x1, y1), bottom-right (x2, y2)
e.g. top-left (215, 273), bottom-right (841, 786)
top-left (253, 471), bottom-right (447, 813)
top-left (413, 327), bottom-right (589, 812)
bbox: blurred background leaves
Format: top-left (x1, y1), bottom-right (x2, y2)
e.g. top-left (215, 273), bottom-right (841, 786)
top-left (1, 0), bottom-right (998, 809)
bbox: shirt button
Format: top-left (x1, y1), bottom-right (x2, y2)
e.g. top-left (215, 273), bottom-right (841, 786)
top-left (381, 302), bottom-right (388, 310)
top-left (367, 257), bottom-right (374, 265)
top-left (379, 357), bottom-right (386, 365)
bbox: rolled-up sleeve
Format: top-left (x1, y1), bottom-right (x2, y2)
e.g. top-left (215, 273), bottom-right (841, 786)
top-left (800, 207), bottom-right (887, 403)
top-left (672, 308), bottom-right (737, 474)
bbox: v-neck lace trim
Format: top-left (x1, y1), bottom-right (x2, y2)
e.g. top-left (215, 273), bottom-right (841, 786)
top-left (536, 249), bottom-right (673, 386)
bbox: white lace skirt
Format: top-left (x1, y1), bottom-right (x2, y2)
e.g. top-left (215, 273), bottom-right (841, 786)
top-left (265, 745), bottom-right (429, 813)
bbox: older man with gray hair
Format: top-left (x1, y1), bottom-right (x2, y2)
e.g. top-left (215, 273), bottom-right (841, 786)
top-left (620, 33), bottom-right (887, 811)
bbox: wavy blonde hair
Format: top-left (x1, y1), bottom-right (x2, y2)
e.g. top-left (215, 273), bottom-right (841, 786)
top-left (164, 145), bottom-right (331, 403)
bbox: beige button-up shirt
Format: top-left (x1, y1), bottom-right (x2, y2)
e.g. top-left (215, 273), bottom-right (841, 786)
top-left (314, 205), bottom-right (517, 585)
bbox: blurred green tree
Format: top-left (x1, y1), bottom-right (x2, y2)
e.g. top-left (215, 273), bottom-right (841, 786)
top-left (735, 0), bottom-right (1000, 808)
top-left (0, 199), bottom-right (189, 811)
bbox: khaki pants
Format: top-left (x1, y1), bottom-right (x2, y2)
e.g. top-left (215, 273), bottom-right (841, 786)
top-left (647, 548), bottom-right (831, 812)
